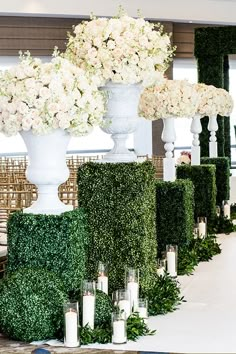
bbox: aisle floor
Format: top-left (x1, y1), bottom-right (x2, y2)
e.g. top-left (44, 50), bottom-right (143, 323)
top-left (86, 233), bottom-right (236, 353)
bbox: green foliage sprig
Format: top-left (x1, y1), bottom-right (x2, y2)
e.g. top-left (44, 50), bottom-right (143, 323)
top-left (209, 215), bottom-right (236, 235)
top-left (80, 313), bottom-right (155, 345)
top-left (141, 274), bottom-right (183, 316)
top-left (178, 235), bottom-right (221, 275)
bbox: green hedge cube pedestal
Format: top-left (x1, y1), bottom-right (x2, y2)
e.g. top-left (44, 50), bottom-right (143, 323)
top-left (77, 161), bottom-right (157, 294)
top-left (177, 164), bottom-right (216, 224)
top-left (7, 208), bottom-right (88, 291)
top-left (156, 179), bottom-right (194, 257)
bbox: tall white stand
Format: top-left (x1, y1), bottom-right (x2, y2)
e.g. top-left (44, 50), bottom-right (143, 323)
top-left (191, 115), bottom-right (202, 165)
top-left (161, 118), bottom-right (176, 182)
top-left (208, 115), bottom-right (218, 158)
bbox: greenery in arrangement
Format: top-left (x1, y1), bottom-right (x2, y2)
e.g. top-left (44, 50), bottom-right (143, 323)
top-left (155, 179), bottom-right (194, 257)
top-left (77, 161), bottom-right (157, 294)
top-left (195, 27), bottom-right (234, 159)
top-left (141, 274), bottom-right (183, 315)
top-left (178, 235), bottom-right (221, 275)
top-left (176, 164), bottom-right (216, 225)
top-left (201, 157), bottom-right (230, 205)
top-left (80, 313), bottom-right (155, 345)
top-left (209, 215), bottom-right (236, 235)
top-left (0, 268), bottom-right (68, 342)
top-left (230, 203), bottom-right (236, 220)
top-left (7, 209), bottom-right (89, 291)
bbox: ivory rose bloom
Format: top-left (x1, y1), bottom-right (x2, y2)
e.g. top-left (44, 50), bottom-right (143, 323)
top-left (0, 52), bottom-right (106, 136)
top-left (64, 14), bottom-right (175, 86)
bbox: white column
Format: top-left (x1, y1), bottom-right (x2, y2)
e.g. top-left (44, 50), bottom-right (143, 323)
top-left (161, 117), bottom-right (176, 182)
top-left (190, 115), bottom-right (202, 165)
top-left (208, 115), bottom-right (218, 157)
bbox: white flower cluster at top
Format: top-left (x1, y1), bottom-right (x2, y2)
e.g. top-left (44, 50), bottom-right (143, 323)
top-left (0, 52), bottom-right (106, 136)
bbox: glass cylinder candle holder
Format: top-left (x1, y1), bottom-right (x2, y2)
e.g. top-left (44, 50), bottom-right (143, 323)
top-left (156, 259), bottom-right (166, 277)
top-left (125, 268), bottom-right (139, 312)
top-left (63, 302), bottom-right (80, 348)
top-left (166, 245), bottom-right (178, 277)
top-left (112, 311), bottom-right (127, 344)
top-left (137, 298), bottom-right (148, 324)
top-left (193, 223), bottom-right (199, 239)
top-left (97, 261), bottom-right (108, 295)
top-left (216, 205), bottom-right (221, 217)
top-left (117, 289), bottom-right (131, 319)
top-left (82, 280), bottom-right (95, 329)
top-left (197, 216), bottom-right (207, 238)
top-left (223, 200), bottom-right (231, 219)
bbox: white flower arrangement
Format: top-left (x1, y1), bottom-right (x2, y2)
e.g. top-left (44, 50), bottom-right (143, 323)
top-left (193, 83), bottom-right (234, 117)
top-left (0, 52), bottom-right (106, 137)
top-left (64, 13), bottom-right (174, 86)
top-left (138, 79), bottom-right (199, 119)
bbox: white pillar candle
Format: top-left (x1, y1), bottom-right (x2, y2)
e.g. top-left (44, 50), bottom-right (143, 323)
top-left (127, 281), bottom-right (139, 312)
top-left (97, 275), bottom-right (108, 295)
top-left (64, 310), bottom-right (79, 347)
top-left (167, 251), bottom-right (177, 277)
top-left (157, 267), bottom-right (165, 276)
top-left (138, 306), bottom-right (148, 324)
top-left (112, 320), bottom-right (127, 344)
top-left (224, 204), bottom-right (231, 219)
top-left (82, 295), bottom-right (95, 329)
top-left (118, 299), bottom-right (131, 318)
top-left (198, 220), bottom-right (206, 238)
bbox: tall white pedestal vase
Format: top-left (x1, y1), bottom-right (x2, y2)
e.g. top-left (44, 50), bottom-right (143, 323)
top-left (20, 129), bottom-right (73, 215)
top-left (161, 118), bottom-right (176, 181)
top-left (208, 115), bottom-right (218, 157)
top-left (99, 82), bottom-right (142, 163)
top-left (191, 115), bottom-right (202, 165)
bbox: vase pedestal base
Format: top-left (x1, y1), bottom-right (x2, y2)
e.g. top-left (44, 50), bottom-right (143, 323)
top-left (23, 204), bottom-right (73, 215)
top-left (100, 152), bottom-right (137, 163)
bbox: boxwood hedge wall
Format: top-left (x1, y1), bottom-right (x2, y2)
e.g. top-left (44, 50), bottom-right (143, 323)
top-left (156, 179), bottom-right (194, 257)
top-left (7, 209), bottom-right (88, 291)
top-left (195, 26), bottom-right (234, 159)
top-left (77, 161), bottom-right (157, 294)
top-left (176, 164), bottom-right (216, 224)
top-left (201, 157), bottom-right (230, 205)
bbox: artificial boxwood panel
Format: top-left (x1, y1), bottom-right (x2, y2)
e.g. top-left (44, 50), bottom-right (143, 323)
top-left (201, 157), bottom-right (230, 206)
top-left (7, 209), bottom-right (88, 291)
top-left (195, 26), bottom-right (235, 160)
top-left (156, 179), bottom-right (194, 257)
top-left (77, 161), bottom-right (157, 294)
top-left (176, 164), bottom-right (216, 224)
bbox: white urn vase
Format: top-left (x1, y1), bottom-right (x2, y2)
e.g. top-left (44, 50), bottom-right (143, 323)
top-left (161, 117), bottom-right (176, 182)
top-left (20, 129), bottom-right (73, 215)
top-left (99, 82), bottom-right (142, 163)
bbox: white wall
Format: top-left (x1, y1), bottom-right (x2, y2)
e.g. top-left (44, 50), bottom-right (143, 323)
top-left (0, 0), bottom-right (235, 25)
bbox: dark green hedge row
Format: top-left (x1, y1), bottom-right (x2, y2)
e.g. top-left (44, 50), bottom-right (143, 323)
top-left (155, 179), bottom-right (194, 257)
top-left (201, 157), bottom-right (230, 205)
top-left (77, 161), bottom-right (157, 294)
top-left (7, 209), bottom-right (88, 291)
top-left (176, 164), bottom-right (216, 224)
top-left (195, 26), bottom-right (234, 159)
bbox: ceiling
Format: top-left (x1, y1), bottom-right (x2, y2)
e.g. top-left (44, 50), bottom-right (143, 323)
top-left (0, 0), bottom-right (236, 25)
